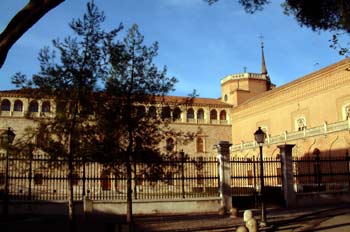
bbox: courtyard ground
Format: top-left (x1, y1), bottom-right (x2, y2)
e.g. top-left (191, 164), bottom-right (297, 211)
top-left (1, 203), bottom-right (350, 231)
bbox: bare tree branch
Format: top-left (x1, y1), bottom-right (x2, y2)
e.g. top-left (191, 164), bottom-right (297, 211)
top-left (0, 0), bottom-right (64, 69)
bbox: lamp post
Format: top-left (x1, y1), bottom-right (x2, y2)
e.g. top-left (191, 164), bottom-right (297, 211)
top-left (254, 127), bottom-right (267, 227)
top-left (1, 127), bottom-right (16, 216)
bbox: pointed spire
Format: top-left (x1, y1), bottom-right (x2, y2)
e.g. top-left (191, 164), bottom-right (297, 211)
top-left (261, 41), bottom-right (268, 75)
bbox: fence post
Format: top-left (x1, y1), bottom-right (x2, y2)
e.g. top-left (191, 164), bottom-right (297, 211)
top-left (133, 161), bottom-right (137, 200)
top-left (180, 150), bottom-right (185, 199)
top-left (3, 146), bottom-right (11, 216)
top-left (346, 150), bottom-right (350, 192)
top-left (82, 155), bottom-right (86, 198)
top-left (278, 144), bottom-right (296, 208)
top-left (253, 156), bottom-right (258, 208)
top-left (28, 151), bottom-right (33, 200)
top-left (215, 141), bottom-right (232, 214)
top-left (313, 149), bottom-right (321, 191)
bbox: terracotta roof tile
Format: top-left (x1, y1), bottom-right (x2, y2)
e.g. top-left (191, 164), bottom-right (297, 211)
top-left (0, 89), bottom-right (232, 108)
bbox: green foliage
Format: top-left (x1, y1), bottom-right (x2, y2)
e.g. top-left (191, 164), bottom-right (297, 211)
top-left (90, 24), bottom-right (179, 165)
top-left (283, 0), bottom-right (350, 33)
top-left (329, 33), bottom-right (350, 56)
top-left (11, 2), bottom-right (124, 229)
top-left (205, 0), bottom-right (269, 13)
top-left (283, 0), bottom-right (350, 56)
top-left (13, 1), bottom-right (122, 160)
top-left (205, 0), bottom-right (350, 56)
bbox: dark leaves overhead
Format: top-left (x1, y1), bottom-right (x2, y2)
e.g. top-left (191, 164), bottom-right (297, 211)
top-left (205, 0), bottom-right (270, 13)
top-left (206, 0), bottom-right (350, 32)
top-left (284, 0), bottom-right (350, 32)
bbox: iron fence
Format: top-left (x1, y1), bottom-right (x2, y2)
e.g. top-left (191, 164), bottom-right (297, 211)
top-left (230, 156), bottom-right (282, 197)
top-left (293, 152), bottom-right (350, 193)
top-left (0, 153), bottom-right (219, 201)
top-left (2, 150), bottom-right (349, 203)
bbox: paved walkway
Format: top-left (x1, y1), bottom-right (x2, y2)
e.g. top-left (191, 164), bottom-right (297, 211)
top-left (134, 204), bottom-right (350, 231)
top-left (1, 203), bottom-right (350, 231)
top-left (268, 205), bottom-right (350, 232)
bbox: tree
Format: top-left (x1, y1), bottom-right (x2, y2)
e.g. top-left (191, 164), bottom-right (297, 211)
top-left (0, 0), bottom-right (64, 68)
top-left (206, 0), bottom-right (269, 13)
top-left (205, 0), bottom-right (350, 32)
top-left (12, 1), bottom-right (121, 231)
top-left (89, 24), bottom-right (193, 223)
top-left (283, 0), bottom-right (350, 33)
top-left (283, 0), bottom-right (350, 55)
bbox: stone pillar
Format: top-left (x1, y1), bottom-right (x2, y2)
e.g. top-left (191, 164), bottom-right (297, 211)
top-left (278, 144), bottom-right (296, 208)
top-left (215, 141), bottom-right (232, 214)
top-left (83, 196), bottom-right (93, 215)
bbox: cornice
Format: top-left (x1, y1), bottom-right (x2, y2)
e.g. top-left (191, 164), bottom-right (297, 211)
top-left (232, 59), bottom-right (350, 120)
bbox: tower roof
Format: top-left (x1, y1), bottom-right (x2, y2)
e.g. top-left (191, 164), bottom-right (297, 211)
top-left (261, 41), bottom-right (268, 75)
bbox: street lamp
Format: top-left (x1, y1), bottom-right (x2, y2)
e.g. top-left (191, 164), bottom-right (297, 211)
top-left (1, 127), bottom-right (16, 216)
top-left (254, 127), bottom-right (267, 227)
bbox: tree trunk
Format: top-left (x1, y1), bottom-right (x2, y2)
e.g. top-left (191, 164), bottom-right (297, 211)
top-left (126, 154), bottom-right (133, 223)
top-left (68, 152), bottom-right (76, 232)
top-left (67, 100), bottom-right (79, 232)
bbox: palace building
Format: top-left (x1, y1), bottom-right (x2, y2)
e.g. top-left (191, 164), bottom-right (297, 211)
top-left (1, 45), bottom-right (350, 159)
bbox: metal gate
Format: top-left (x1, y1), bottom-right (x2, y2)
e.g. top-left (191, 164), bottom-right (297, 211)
top-left (230, 156), bottom-right (284, 208)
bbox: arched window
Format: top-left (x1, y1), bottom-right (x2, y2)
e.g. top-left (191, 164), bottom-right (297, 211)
top-left (173, 107), bottom-right (181, 121)
top-left (101, 169), bottom-right (111, 191)
top-left (197, 108), bottom-right (204, 120)
top-left (210, 109), bottom-right (217, 120)
top-left (161, 106), bottom-right (171, 120)
top-left (42, 101), bottom-right (51, 113)
top-left (295, 117), bottom-right (307, 131)
top-left (148, 106), bottom-right (157, 119)
top-left (187, 108), bottom-right (194, 120)
top-left (1, 99), bottom-right (11, 111)
top-left (312, 148), bottom-right (321, 156)
top-left (196, 137), bottom-right (204, 153)
top-left (14, 100), bottom-right (23, 112)
top-left (220, 110), bottom-right (227, 120)
top-left (29, 101), bottom-right (39, 112)
top-left (166, 138), bottom-right (175, 152)
top-left (13, 100), bottom-right (23, 112)
top-left (343, 104), bottom-right (350, 120)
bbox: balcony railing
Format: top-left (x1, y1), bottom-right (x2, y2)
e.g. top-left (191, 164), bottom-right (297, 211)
top-left (232, 119), bottom-right (350, 152)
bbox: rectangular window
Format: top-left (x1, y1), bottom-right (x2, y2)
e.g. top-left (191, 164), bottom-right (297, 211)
top-left (247, 170), bottom-right (253, 185)
top-left (34, 173), bottom-right (43, 185)
top-left (101, 171), bottom-right (111, 191)
top-left (197, 173), bottom-right (204, 185)
top-left (0, 173), bottom-right (5, 185)
top-left (164, 172), bottom-right (173, 185)
top-left (71, 173), bottom-right (79, 186)
top-left (135, 174), bottom-right (144, 186)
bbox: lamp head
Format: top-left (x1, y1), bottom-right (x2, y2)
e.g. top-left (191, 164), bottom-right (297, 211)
top-left (254, 127), bottom-right (265, 145)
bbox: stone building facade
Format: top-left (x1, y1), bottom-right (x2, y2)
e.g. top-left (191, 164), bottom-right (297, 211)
top-left (1, 47), bottom-right (350, 159)
top-left (0, 92), bottom-right (232, 158)
top-left (229, 58), bottom-right (350, 158)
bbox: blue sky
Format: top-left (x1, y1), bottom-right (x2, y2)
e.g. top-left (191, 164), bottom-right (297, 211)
top-left (0, 0), bottom-right (346, 98)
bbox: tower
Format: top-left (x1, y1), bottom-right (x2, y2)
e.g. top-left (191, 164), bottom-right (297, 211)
top-left (220, 42), bottom-right (274, 107)
top-left (261, 41), bottom-right (273, 91)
